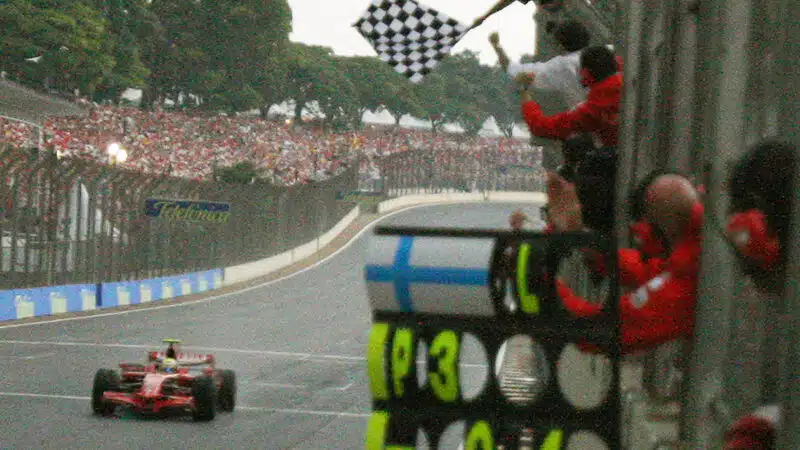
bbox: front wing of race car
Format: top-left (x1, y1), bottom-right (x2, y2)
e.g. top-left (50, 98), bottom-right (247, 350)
top-left (101, 371), bottom-right (202, 415)
top-left (102, 390), bottom-right (196, 415)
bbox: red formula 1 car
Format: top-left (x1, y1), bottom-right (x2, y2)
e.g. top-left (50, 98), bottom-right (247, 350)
top-left (91, 339), bottom-right (236, 421)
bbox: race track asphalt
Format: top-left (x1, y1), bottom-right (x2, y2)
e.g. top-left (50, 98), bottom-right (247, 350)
top-left (0, 202), bottom-right (541, 450)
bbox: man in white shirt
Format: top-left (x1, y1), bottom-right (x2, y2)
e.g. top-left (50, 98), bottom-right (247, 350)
top-left (490, 20), bottom-right (591, 109)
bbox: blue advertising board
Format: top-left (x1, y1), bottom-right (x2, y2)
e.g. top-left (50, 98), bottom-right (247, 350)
top-left (0, 269), bottom-right (224, 321)
top-left (145, 199), bottom-right (230, 224)
top-left (0, 284), bottom-right (98, 321)
top-left (99, 269), bottom-right (224, 309)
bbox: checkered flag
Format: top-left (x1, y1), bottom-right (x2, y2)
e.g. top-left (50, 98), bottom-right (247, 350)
top-left (354, 0), bottom-right (469, 83)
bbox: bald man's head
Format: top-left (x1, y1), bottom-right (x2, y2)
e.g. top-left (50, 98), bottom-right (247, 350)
top-left (643, 174), bottom-right (700, 244)
top-left (628, 172), bottom-right (701, 246)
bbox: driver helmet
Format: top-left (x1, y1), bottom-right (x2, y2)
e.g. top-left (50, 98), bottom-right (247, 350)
top-left (162, 358), bottom-right (178, 373)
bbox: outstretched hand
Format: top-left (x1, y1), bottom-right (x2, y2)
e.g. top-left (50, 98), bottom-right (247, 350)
top-left (546, 171), bottom-right (584, 232)
top-left (488, 32), bottom-right (500, 46)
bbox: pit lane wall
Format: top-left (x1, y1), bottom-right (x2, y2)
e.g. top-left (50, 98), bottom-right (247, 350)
top-left (0, 191), bottom-right (545, 321)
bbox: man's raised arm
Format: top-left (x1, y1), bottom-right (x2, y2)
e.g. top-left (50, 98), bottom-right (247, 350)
top-left (489, 32), bottom-right (511, 71)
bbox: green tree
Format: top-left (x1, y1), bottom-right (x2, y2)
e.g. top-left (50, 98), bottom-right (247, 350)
top-left (314, 59), bottom-right (359, 131)
top-left (140, 0), bottom-right (205, 108)
top-left (196, 0), bottom-right (291, 113)
top-left (89, 0), bottom-right (152, 102)
top-left (257, 43), bottom-right (291, 118)
top-left (417, 51), bottom-right (493, 135)
top-left (347, 63), bottom-right (427, 126)
top-left (338, 56), bottom-right (410, 125)
top-left (481, 67), bottom-right (521, 138)
top-left (213, 161), bottom-right (260, 184)
top-left (416, 71), bottom-right (450, 133)
top-left (141, 0), bottom-right (291, 112)
top-left (380, 75), bottom-right (426, 126)
top-left (0, 0), bottom-right (116, 95)
top-left (285, 43), bottom-right (339, 122)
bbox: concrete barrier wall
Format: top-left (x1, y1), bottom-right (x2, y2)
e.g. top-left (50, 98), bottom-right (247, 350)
top-left (378, 191), bottom-right (547, 214)
top-left (0, 283), bottom-right (98, 321)
top-left (0, 269), bottom-right (223, 321)
top-left (98, 269), bottom-right (224, 309)
top-left (223, 205), bottom-right (361, 286)
top-left (0, 191), bottom-right (546, 321)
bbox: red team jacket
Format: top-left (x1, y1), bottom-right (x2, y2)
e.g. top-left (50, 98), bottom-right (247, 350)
top-left (580, 247), bottom-right (666, 291)
top-left (557, 203), bottom-right (704, 354)
top-left (521, 73), bottom-right (623, 148)
top-left (724, 406), bottom-right (780, 450)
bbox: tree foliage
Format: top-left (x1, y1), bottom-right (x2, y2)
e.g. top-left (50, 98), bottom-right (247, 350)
top-left (417, 51), bottom-right (505, 135)
top-left (4, 0), bottom-right (529, 135)
top-left (1, 0), bottom-right (116, 95)
top-left (213, 161), bottom-right (260, 184)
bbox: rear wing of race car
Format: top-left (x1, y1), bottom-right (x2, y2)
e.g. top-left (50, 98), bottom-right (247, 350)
top-left (149, 351), bottom-right (215, 367)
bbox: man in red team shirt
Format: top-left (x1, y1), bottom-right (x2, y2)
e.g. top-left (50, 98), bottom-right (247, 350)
top-left (543, 169), bottom-right (704, 354)
top-left (533, 140), bottom-right (796, 448)
top-left (721, 140), bottom-right (797, 450)
top-left (519, 45), bottom-right (622, 149)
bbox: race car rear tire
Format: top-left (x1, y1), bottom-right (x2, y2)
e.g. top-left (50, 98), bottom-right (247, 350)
top-left (217, 370), bottom-right (236, 412)
top-left (192, 376), bottom-right (217, 421)
top-left (92, 369), bottom-right (120, 416)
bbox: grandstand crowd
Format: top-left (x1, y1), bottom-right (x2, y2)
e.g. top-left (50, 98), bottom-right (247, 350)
top-left (1, 105), bottom-right (535, 187)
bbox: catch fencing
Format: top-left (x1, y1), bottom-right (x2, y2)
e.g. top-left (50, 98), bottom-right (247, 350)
top-left (1, 140), bottom-right (542, 292)
top-left (368, 144), bottom-right (545, 196)
top-left (0, 144), bottom-right (358, 290)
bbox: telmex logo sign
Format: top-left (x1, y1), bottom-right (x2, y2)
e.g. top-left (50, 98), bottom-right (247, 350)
top-left (145, 199), bottom-right (231, 224)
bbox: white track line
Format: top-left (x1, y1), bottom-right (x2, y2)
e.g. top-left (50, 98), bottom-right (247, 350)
top-left (0, 352), bottom-right (56, 360)
top-left (255, 383), bottom-right (309, 389)
top-left (0, 392), bottom-right (370, 418)
top-left (256, 382), bottom-right (354, 391)
top-left (239, 406), bottom-right (369, 418)
top-left (1, 392), bottom-right (89, 401)
top-left (0, 339), bottom-right (489, 368)
top-left (334, 382), bottom-right (354, 392)
top-left (0, 340), bottom-right (363, 362)
top-left (0, 204), bottom-right (430, 330)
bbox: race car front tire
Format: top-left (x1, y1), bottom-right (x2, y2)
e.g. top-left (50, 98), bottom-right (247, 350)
top-left (92, 369), bottom-right (120, 416)
top-left (217, 370), bottom-right (236, 412)
top-left (192, 376), bottom-right (217, 421)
